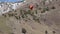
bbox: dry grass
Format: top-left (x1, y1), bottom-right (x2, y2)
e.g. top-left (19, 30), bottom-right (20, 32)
top-left (0, 16), bottom-right (12, 34)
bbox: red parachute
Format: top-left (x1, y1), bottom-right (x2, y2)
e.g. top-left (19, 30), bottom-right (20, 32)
top-left (29, 4), bottom-right (34, 10)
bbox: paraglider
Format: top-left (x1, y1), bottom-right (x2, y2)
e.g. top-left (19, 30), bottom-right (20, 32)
top-left (29, 4), bottom-right (34, 10)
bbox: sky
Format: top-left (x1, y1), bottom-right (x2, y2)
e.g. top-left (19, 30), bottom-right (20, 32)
top-left (0, 0), bottom-right (24, 2)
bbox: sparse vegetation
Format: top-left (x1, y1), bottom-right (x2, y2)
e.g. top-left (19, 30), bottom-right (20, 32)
top-left (0, 0), bottom-right (59, 34)
top-left (8, 13), bottom-right (14, 17)
top-left (22, 15), bottom-right (25, 18)
top-left (19, 9), bottom-right (41, 23)
top-left (41, 7), bottom-right (49, 13)
top-left (2, 14), bottom-right (6, 17)
top-left (34, 18), bottom-right (40, 23)
top-left (35, 3), bottom-right (39, 8)
top-left (42, 0), bottom-right (45, 5)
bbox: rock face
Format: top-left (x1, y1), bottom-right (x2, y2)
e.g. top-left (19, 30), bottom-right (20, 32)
top-left (0, 0), bottom-right (25, 15)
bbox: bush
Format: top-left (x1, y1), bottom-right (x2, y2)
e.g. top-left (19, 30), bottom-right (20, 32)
top-left (22, 28), bottom-right (26, 34)
top-left (41, 9), bottom-right (46, 13)
top-left (45, 30), bottom-right (48, 34)
top-left (14, 16), bottom-right (19, 19)
top-left (45, 7), bottom-right (49, 11)
top-left (51, 6), bottom-right (55, 9)
top-left (2, 14), bottom-right (6, 17)
top-left (53, 31), bottom-right (56, 34)
top-left (41, 7), bottom-right (49, 13)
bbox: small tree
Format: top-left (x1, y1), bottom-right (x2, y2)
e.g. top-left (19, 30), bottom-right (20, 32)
top-left (22, 28), bottom-right (27, 34)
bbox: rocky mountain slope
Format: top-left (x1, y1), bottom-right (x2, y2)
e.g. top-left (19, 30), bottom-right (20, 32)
top-left (0, 0), bottom-right (60, 34)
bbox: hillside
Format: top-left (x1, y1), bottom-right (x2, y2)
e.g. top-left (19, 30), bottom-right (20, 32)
top-left (0, 0), bottom-right (60, 34)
